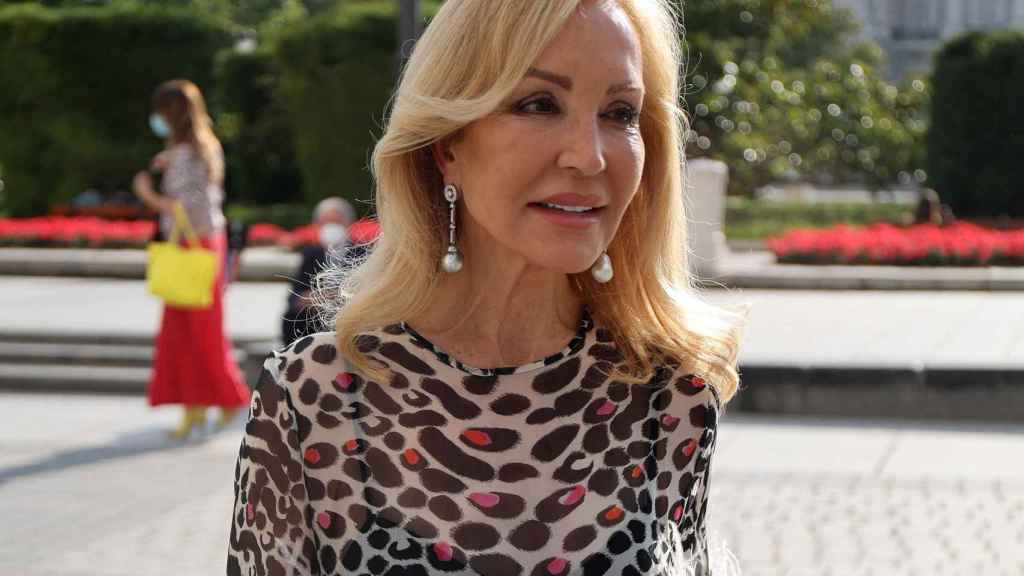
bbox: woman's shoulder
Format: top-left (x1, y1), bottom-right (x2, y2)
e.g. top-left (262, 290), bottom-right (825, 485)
top-left (642, 350), bottom-right (725, 418)
top-left (261, 332), bottom-right (350, 398)
top-left (590, 325), bottom-right (724, 414)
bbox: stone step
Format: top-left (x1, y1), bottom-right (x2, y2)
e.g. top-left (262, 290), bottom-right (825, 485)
top-left (0, 363), bottom-right (153, 394)
top-left (0, 338), bottom-right (279, 394)
top-left (0, 329), bottom-right (271, 348)
top-left (0, 341), bottom-right (245, 367)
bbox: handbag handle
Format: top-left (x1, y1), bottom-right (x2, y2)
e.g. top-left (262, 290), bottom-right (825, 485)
top-left (167, 202), bottom-right (201, 248)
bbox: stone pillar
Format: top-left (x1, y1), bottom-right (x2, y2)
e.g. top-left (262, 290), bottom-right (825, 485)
top-left (684, 158), bottom-right (730, 277)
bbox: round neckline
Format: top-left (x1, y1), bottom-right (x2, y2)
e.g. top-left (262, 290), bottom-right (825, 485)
top-left (399, 308), bottom-right (594, 377)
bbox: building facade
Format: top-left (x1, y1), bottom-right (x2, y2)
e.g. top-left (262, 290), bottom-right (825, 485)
top-left (833, 0), bottom-right (1024, 79)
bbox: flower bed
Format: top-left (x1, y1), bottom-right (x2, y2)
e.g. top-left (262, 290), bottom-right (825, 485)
top-left (0, 216), bottom-right (380, 250)
top-left (767, 222), bottom-right (1024, 266)
top-left (0, 216), bottom-right (155, 248)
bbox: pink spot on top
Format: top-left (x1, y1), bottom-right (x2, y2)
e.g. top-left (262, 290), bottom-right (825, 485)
top-left (434, 542), bottom-right (453, 562)
top-left (317, 512), bottom-right (331, 529)
top-left (547, 558), bottom-right (567, 574)
top-left (673, 504), bottom-right (683, 521)
top-left (596, 401), bottom-right (616, 416)
top-left (691, 376), bottom-right (706, 388)
top-left (245, 502), bottom-right (255, 521)
top-left (661, 414), bottom-right (680, 428)
top-left (304, 447), bottom-right (321, 464)
top-left (468, 492), bottom-right (500, 508)
top-left (559, 485), bottom-right (586, 506)
top-left (334, 372), bottom-right (353, 390)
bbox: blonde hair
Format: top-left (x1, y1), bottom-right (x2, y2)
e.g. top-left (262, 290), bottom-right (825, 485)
top-left (151, 79), bottom-right (224, 185)
top-left (317, 0), bottom-right (746, 402)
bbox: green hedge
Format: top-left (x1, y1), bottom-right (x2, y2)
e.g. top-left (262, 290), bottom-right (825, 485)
top-left (928, 30), bottom-right (1024, 219)
top-left (268, 0), bottom-right (441, 210)
top-left (0, 3), bottom-right (232, 216)
top-left (215, 47), bottom-right (302, 205)
top-left (725, 197), bottom-right (912, 240)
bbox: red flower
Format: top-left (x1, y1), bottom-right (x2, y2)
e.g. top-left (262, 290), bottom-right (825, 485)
top-left (767, 222), bottom-right (1021, 267)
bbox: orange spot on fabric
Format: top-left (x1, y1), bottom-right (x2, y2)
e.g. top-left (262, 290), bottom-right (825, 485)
top-left (682, 440), bottom-right (697, 457)
top-left (344, 439), bottom-right (358, 452)
top-left (404, 449), bottom-right (420, 465)
top-left (631, 465), bottom-right (643, 478)
top-left (304, 447), bottom-right (320, 464)
top-left (604, 505), bottom-right (623, 521)
top-left (462, 429), bottom-right (491, 446)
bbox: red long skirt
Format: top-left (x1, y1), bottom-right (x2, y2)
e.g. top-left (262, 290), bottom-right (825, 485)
top-left (147, 233), bottom-right (250, 408)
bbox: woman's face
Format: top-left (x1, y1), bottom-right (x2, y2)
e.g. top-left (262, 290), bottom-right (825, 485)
top-left (441, 2), bottom-right (645, 275)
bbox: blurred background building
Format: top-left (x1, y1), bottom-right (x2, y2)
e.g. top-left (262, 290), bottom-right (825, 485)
top-left (835, 0), bottom-right (1024, 79)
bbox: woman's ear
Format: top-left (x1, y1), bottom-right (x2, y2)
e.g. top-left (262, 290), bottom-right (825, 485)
top-left (431, 135), bottom-right (459, 181)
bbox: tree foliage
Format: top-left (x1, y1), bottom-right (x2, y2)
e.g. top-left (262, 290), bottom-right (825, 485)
top-left (680, 0), bottom-right (931, 196)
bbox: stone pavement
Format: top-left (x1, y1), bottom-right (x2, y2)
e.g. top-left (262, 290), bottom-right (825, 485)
top-left (1, 392), bottom-right (1021, 576)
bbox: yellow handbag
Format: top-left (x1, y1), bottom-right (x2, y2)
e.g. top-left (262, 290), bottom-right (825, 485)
top-left (146, 203), bottom-right (218, 309)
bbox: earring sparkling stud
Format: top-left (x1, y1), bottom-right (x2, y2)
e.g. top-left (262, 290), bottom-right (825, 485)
top-left (591, 252), bottom-right (613, 283)
top-left (441, 183), bottom-right (463, 273)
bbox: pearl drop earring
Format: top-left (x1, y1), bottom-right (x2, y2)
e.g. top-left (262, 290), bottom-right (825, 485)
top-left (591, 252), bottom-right (613, 283)
top-left (441, 183), bottom-right (463, 273)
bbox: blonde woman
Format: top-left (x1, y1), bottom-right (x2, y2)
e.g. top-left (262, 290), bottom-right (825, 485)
top-left (227, 1), bottom-right (744, 574)
top-left (133, 79), bottom-right (249, 439)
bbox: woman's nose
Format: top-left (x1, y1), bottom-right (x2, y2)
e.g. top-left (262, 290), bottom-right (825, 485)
top-left (556, 116), bottom-right (607, 177)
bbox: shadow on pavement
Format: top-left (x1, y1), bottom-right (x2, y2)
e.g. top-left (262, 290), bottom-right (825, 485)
top-left (0, 424), bottom-right (241, 485)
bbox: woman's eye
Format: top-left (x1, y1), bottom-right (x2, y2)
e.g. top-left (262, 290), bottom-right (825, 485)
top-left (606, 106), bottom-right (640, 127)
top-left (518, 96), bottom-right (560, 115)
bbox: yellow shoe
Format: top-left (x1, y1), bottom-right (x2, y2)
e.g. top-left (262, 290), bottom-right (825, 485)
top-left (215, 407), bottom-right (242, 430)
top-left (169, 406), bottom-right (207, 440)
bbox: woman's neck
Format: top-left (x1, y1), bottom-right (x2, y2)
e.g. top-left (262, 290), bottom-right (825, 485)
top-left (408, 238), bottom-right (584, 369)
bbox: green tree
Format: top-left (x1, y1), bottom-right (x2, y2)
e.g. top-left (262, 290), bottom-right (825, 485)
top-left (680, 0), bottom-right (930, 196)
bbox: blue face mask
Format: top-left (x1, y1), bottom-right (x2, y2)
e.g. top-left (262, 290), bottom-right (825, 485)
top-left (149, 113), bottom-right (171, 139)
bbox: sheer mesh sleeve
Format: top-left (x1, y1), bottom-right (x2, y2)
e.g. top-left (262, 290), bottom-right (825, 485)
top-left (688, 381), bottom-right (722, 576)
top-left (227, 353), bottom-right (319, 576)
top-left (659, 373), bottom-right (722, 576)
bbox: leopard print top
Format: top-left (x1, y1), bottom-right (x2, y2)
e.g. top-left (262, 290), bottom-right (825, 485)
top-left (227, 316), bottom-right (722, 576)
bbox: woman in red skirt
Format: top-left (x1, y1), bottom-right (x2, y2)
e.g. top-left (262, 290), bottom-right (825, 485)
top-left (132, 79), bottom-right (250, 439)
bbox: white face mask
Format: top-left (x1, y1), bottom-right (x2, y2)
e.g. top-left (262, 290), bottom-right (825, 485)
top-left (319, 223), bottom-right (348, 248)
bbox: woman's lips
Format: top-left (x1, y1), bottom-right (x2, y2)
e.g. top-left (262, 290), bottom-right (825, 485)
top-left (528, 203), bottom-right (604, 229)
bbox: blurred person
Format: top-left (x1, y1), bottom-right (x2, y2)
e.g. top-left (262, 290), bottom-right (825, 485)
top-left (280, 196), bottom-right (357, 346)
top-left (226, 2), bottom-right (745, 575)
top-left (133, 79), bottom-right (250, 440)
top-left (224, 218), bottom-right (250, 284)
top-left (913, 188), bottom-right (943, 226)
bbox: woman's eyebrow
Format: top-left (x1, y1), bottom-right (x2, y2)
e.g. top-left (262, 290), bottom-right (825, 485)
top-left (525, 68), bottom-right (642, 96)
top-left (526, 67), bottom-right (573, 90)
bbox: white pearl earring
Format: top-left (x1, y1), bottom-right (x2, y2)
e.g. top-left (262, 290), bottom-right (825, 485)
top-left (441, 183), bottom-right (463, 273)
top-left (591, 252), bottom-right (613, 283)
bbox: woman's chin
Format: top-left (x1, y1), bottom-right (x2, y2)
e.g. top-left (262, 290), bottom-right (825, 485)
top-left (523, 253), bottom-right (603, 276)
